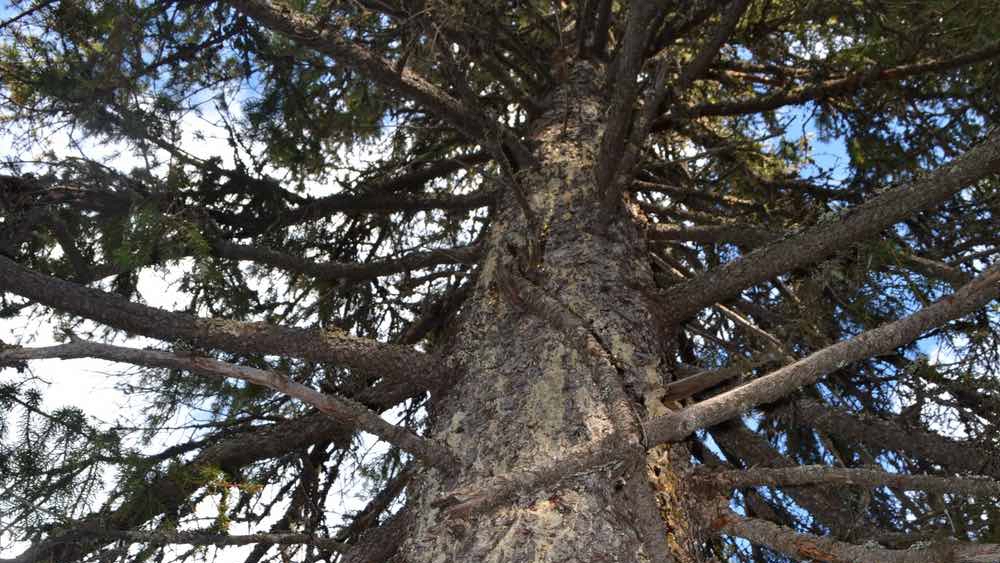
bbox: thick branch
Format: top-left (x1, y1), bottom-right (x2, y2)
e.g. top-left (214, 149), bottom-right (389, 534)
top-left (797, 400), bottom-right (1000, 479)
top-left (576, 0), bottom-right (598, 57)
top-left (0, 340), bottom-right (457, 469)
top-left (660, 130), bottom-right (1000, 321)
top-left (895, 252), bottom-right (972, 288)
top-left (211, 240), bottom-right (481, 282)
top-left (338, 508), bottom-right (413, 563)
top-left (673, 0), bottom-right (750, 93)
top-left (717, 511), bottom-right (1000, 563)
top-left (596, 1), bottom-right (662, 192)
top-left (589, 0), bottom-right (612, 57)
top-left (634, 178), bottom-right (763, 210)
top-left (667, 37), bottom-right (1000, 122)
top-left (700, 465), bottom-right (1000, 497)
top-left (227, 0), bottom-right (526, 158)
top-left (647, 262), bottom-right (1000, 443)
top-left (334, 464), bottom-right (414, 543)
top-left (606, 0), bottom-right (750, 208)
top-left (0, 255), bottom-right (436, 384)
top-left (648, 222), bottom-right (777, 247)
top-left (659, 354), bottom-right (779, 403)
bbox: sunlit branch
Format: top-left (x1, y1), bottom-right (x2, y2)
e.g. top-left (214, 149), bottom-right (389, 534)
top-left (717, 510), bottom-right (1000, 563)
top-left (0, 339), bottom-right (457, 469)
top-left (657, 353), bottom-right (779, 403)
top-left (648, 219), bottom-right (974, 289)
top-left (659, 130), bottom-right (1000, 322)
top-left (647, 262), bottom-right (1000, 443)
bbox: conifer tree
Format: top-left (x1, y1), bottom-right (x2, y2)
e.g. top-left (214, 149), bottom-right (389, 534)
top-left (2, 1), bottom-right (1000, 562)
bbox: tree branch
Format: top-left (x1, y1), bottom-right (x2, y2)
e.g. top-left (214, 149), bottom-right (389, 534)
top-left (589, 0), bottom-right (612, 58)
top-left (659, 129), bottom-right (1000, 322)
top-left (226, 0), bottom-right (529, 160)
top-left (716, 511), bottom-right (1000, 563)
top-left (596, 1), bottom-right (663, 193)
top-left (0, 413), bottom-right (351, 563)
top-left (646, 262), bottom-right (1000, 444)
top-left (0, 255), bottom-right (437, 384)
top-left (658, 353), bottom-right (780, 403)
top-left (604, 0), bottom-right (750, 210)
top-left (796, 399), bottom-right (1000, 479)
top-left (0, 529), bottom-right (348, 563)
top-left (0, 340), bottom-right (458, 470)
top-left (210, 240), bottom-right (481, 282)
top-left (576, 0), bottom-right (598, 57)
top-left (894, 252), bottom-right (972, 288)
top-left (663, 37), bottom-right (1000, 123)
top-left (265, 152), bottom-right (494, 228)
top-left (699, 464), bottom-right (1000, 497)
top-left (333, 464), bottom-right (414, 543)
top-left (672, 0), bottom-right (750, 94)
top-left (338, 507), bottom-right (414, 563)
top-left (648, 222), bottom-right (778, 248)
top-left (707, 420), bottom-right (862, 535)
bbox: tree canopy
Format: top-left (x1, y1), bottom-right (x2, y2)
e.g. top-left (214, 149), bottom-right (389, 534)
top-left (1, 1), bottom-right (1000, 562)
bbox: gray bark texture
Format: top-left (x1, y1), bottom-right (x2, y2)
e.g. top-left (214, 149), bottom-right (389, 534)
top-left (400, 62), bottom-right (692, 563)
top-left (382, 63), bottom-right (704, 563)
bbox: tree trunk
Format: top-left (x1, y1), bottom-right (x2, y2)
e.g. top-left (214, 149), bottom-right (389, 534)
top-left (398, 61), bottom-right (702, 563)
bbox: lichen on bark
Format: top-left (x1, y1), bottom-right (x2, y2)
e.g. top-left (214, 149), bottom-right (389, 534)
top-left (397, 60), bottom-right (693, 563)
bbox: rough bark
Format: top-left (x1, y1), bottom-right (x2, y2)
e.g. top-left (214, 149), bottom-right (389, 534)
top-left (398, 61), bottom-right (690, 563)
